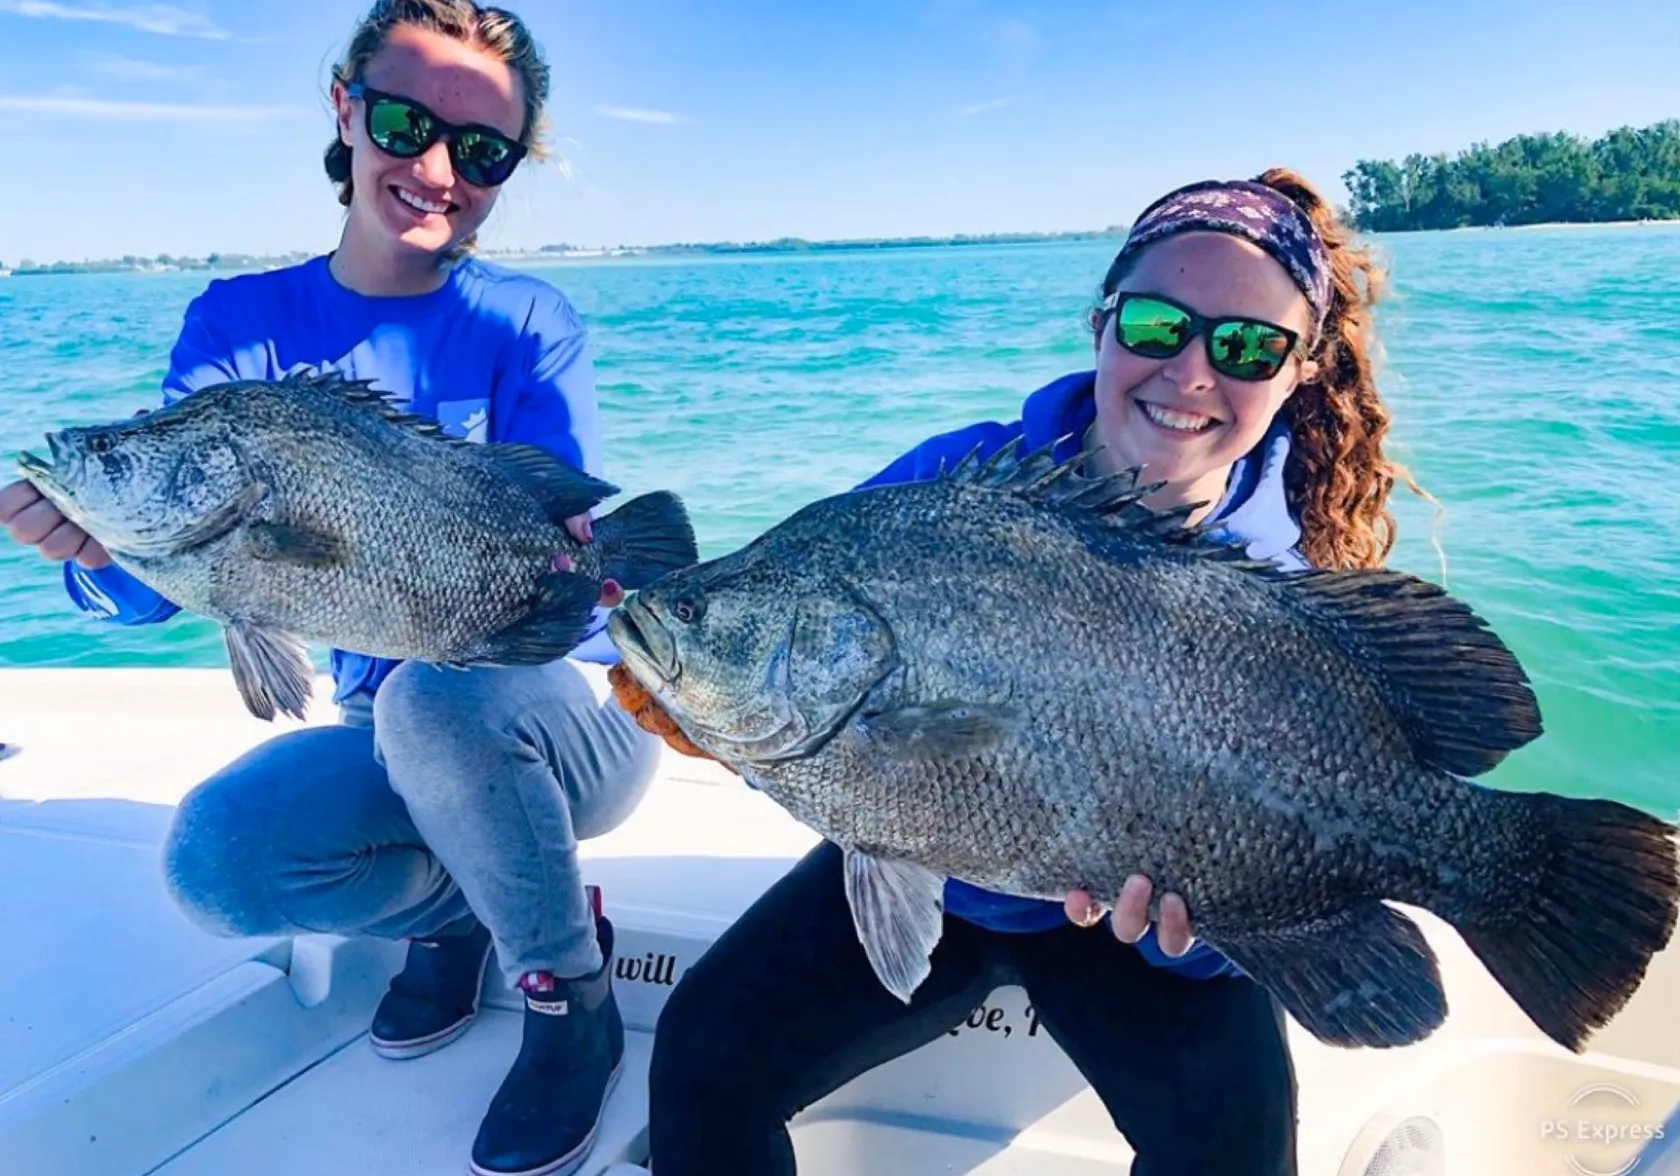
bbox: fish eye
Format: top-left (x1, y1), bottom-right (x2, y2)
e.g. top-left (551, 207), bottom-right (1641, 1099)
top-left (673, 596), bottom-right (704, 624)
top-left (87, 433), bottom-right (114, 455)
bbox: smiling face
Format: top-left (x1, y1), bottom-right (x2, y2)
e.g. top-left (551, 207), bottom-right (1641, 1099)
top-left (1090, 231), bottom-right (1318, 513)
top-left (333, 22), bottom-right (526, 263)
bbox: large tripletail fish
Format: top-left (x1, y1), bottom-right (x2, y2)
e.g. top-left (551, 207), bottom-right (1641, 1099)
top-left (607, 440), bottom-right (1679, 1052)
top-left (18, 371), bottom-right (697, 721)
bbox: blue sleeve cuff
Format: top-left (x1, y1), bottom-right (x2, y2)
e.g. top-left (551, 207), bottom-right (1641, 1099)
top-left (64, 562), bottom-right (180, 625)
top-left (1131, 930), bottom-right (1243, 979)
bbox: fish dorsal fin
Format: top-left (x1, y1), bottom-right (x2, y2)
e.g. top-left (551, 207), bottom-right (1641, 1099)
top-left (938, 435), bottom-right (1218, 545)
top-left (273, 369), bottom-right (384, 399)
top-left (1282, 569), bottom-right (1543, 775)
top-left (481, 444), bottom-right (620, 526)
top-left (276, 370), bottom-right (454, 441)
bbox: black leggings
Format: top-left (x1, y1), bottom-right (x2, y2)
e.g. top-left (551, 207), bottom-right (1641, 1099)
top-left (647, 841), bottom-right (1298, 1175)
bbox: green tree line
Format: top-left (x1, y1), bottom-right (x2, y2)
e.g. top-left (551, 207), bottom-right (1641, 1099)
top-left (1343, 119), bottom-right (1680, 231)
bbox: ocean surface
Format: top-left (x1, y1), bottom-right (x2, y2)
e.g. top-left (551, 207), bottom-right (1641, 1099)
top-left (2, 226), bottom-right (1676, 816)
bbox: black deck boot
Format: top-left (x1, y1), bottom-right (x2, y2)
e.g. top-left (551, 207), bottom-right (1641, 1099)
top-left (369, 917), bottom-right (494, 1059)
top-left (470, 916), bottom-right (625, 1176)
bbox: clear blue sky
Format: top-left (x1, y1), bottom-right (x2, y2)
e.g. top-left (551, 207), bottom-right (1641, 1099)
top-left (0, 0), bottom-right (1675, 263)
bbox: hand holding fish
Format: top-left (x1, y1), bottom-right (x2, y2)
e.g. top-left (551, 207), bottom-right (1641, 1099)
top-left (602, 440), bottom-right (1680, 1052)
top-left (607, 661), bottom-right (720, 763)
top-left (1065, 878), bottom-right (1197, 956)
top-left (4, 405), bottom-right (152, 570)
top-left (0, 479), bottom-right (111, 568)
top-left (555, 513), bottom-right (625, 607)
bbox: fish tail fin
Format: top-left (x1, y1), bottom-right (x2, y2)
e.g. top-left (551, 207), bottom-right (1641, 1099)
top-left (591, 490), bottom-right (698, 590)
top-left (1208, 902), bottom-right (1447, 1049)
top-left (1456, 790), bottom-right (1679, 1052)
top-left (471, 572), bottom-right (602, 664)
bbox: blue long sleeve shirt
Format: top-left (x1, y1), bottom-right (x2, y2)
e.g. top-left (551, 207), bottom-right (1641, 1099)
top-left (64, 254), bottom-right (617, 702)
top-left (853, 370), bottom-right (1309, 979)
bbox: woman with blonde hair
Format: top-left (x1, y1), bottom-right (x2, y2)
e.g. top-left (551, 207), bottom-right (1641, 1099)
top-left (0, 5), bottom-right (654, 1174)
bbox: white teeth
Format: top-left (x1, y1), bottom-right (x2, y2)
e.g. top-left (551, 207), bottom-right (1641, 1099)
top-left (1140, 401), bottom-right (1217, 433)
top-left (395, 187), bottom-right (449, 215)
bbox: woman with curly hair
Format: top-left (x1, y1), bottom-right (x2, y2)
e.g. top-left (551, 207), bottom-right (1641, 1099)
top-left (644, 167), bottom-right (1426, 1176)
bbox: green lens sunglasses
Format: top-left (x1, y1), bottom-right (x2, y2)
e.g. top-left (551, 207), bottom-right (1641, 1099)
top-left (347, 82), bottom-right (527, 188)
top-left (1096, 292), bottom-right (1301, 382)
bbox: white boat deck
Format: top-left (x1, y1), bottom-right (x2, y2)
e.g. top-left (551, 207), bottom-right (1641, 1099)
top-left (2, 665), bottom-right (1677, 1176)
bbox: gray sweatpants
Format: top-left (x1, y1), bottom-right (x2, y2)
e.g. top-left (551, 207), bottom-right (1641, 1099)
top-left (162, 660), bottom-right (659, 982)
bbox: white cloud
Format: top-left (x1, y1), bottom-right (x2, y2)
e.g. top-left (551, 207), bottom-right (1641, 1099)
top-left (83, 52), bottom-right (207, 82)
top-left (0, 1), bottom-right (228, 40)
top-left (594, 104), bottom-right (682, 125)
top-left (0, 95), bottom-right (303, 120)
top-left (960, 97), bottom-right (1013, 117)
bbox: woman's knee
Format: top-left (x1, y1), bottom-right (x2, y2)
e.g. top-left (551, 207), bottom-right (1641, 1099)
top-left (372, 662), bottom-right (489, 743)
top-left (161, 724), bottom-right (381, 940)
top-left (371, 662), bottom-right (553, 766)
top-left (571, 704), bottom-right (661, 840)
top-left (162, 775), bottom-right (281, 938)
top-left (371, 663), bottom-right (506, 799)
top-left (374, 661), bottom-right (655, 826)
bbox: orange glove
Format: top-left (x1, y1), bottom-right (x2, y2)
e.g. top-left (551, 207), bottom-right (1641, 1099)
top-left (608, 662), bottom-right (728, 767)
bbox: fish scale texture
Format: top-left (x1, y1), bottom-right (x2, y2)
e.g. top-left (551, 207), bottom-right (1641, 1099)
top-left (743, 476), bottom-right (1465, 937)
top-left (66, 375), bottom-right (602, 664)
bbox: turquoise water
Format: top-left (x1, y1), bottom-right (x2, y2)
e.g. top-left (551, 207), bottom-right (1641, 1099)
top-left (2, 227), bottom-right (1677, 815)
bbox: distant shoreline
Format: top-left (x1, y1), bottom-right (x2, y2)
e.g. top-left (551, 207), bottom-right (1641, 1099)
top-left (1445, 218), bottom-right (1674, 232)
top-left (6, 218), bottom-right (1677, 278)
top-left (0, 229), bottom-right (1128, 278)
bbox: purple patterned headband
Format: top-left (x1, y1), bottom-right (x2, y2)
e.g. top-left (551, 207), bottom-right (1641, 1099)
top-left (1113, 180), bottom-right (1334, 333)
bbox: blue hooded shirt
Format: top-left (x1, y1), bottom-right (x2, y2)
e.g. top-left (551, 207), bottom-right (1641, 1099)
top-left (62, 254), bottom-right (618, 699)
top-left (853, 370), bottom-right (1308, 979)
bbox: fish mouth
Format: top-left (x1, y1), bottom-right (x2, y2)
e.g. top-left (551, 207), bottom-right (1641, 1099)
top-left (607, 597), bottom-right (681, 687)
top-left (19, 429), bottom-right (69, 472)
top-left (16, 438), bottom-right (64, 493)
top-left (17, 431), bottom-right (88, 517)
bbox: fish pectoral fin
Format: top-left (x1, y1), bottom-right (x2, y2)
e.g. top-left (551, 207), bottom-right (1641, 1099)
top-left (124, 482), bottom-right (266, 557)
top-left (855, 702), bottom-right (1018, 759)
top-left (469, 571), bottom-right (601, 665)
top-left (224, 622), bottom-right (313, 722)
top-left (1209, 901), bottom-right (1446, 1049)
top-left (244, 522), bottom-right (347, 568)
top-left (483, 443), bottom-right (620, 525)
top-left (842, 849), bottom-right (947, 1003)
